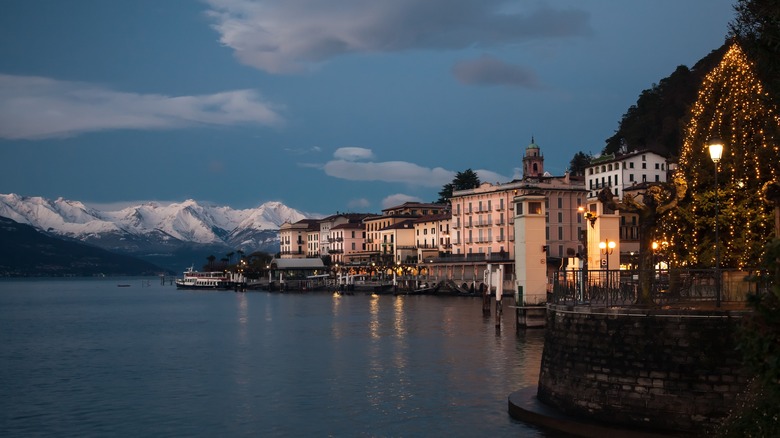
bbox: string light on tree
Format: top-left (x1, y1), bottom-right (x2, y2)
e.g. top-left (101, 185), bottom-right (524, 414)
top-left (661, 43), bottom-right (780, 269)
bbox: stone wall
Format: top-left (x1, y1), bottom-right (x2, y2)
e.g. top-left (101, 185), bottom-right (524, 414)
top-left (537, 304), bottom-right (752, 433)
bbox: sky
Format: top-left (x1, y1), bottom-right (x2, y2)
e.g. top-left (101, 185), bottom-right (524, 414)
top-left (0, 0), bottom-right (735, 215)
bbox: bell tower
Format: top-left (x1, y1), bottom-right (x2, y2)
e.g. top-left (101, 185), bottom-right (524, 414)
top-left (522, 136), bottom-right (544, 179)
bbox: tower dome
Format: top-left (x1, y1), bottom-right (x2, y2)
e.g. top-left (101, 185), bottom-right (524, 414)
top-left (522, 136), bottom-right (544, 179)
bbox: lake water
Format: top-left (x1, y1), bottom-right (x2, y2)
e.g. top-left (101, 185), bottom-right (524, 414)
top-left (0, 278), bottom-right (549, 437)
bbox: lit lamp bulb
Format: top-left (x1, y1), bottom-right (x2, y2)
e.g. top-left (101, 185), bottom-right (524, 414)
top-left (708, 137), bottom-right (724, 163)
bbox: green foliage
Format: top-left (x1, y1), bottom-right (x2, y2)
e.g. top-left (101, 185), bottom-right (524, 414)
top-left (568, 151), bottom-right (591, 176)
top-left (603, 54), bottom-right (725, 157)
top-left (729, 0), bottom-right (780, 105)
top-left (718, 239), bottom-right (780, 437)
top-left (437, 169), bottom-right (481, 203)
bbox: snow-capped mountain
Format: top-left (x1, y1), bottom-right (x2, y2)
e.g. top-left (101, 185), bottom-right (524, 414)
top-left (0, 194), bottom-right (317, 269)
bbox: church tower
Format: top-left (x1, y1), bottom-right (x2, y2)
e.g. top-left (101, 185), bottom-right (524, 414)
top-left (522, 136), bottom-right (544, 179)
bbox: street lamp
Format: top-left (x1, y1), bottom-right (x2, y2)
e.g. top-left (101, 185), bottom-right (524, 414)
top-left (599, 239), bottom-right (616, 269)
top-left (708, 137), bottom-right (723, 307)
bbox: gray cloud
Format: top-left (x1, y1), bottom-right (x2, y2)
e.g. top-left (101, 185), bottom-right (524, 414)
top-left (382, 194), bottom-right (423, 209)
top-left (347, 198), bottom-right (371, 209)
top-left (323, 159), bottom-right (454, 187)
top-left (321, 148), bottom-right (510, 187)
top-left (453, 54), bottom-right (542, 88)
top-left (475, 169), bottom-right (511, 184)
top-left (0, 74), bottom-right (283, 140)
top-left (205, 0), bottom-right (591, 74)
top-left (334, 147), bottom-right (375, 161)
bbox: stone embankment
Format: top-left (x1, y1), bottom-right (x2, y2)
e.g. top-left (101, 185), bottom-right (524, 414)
top-left (535, 304), bottom-right (751, 434)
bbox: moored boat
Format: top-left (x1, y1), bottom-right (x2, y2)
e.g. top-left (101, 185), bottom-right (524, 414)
top-left (175, 267), bottom-right (230, 290)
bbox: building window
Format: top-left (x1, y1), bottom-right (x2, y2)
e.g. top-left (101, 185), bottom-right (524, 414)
top-left (630, 162), bottom-right (634, 169)
top-left (557, 197), bottom-right (562, 208)
top-left (557, 212), bottom-right (563, 223)
top-left (642, 163), bottom-right (647, 169)
top-left (655, 163), bottom-right (660, 169)
top-left (629, 174), bottom-right (634, 182)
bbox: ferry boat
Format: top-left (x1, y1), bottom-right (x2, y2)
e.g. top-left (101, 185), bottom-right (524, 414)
top-left (175, 267), bottom-right (230, 290)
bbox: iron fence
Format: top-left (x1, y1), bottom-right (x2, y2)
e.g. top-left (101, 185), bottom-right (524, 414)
top-left (549, 268), bottom-right (773, 307)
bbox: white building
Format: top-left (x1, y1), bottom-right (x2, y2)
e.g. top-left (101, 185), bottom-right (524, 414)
top-left (585, 150), bottom-right (669, 200)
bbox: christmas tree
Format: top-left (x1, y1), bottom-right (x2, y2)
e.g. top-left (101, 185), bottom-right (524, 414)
top-left (662, 43), bottom-right (780, 269)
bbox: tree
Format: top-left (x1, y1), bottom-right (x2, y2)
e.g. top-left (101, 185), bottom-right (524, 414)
top-left (568, 151), bottom-right (592, 176)
top-left (206, 254), bottom-right (216, 271)
top-left (598, 176), bottom-right (687, 305)
top-left (660, 43), bottom-right (780, 269)
top-left (437, 169), bottom-right (481, 203)
top-left (437, 183), bottom-right (455, 204)
top-left (729, 0), bottom-right (780, 105)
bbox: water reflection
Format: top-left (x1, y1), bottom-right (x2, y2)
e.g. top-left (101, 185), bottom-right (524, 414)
top-left (0, 283), bottom-right (548, 437)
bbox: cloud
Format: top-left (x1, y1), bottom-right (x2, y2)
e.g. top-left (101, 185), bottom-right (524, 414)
top-left (475, 169), bottom-right (511, 184)
top-left (382, 194), bottom-right (422, 209)
top-left (285, 146), bottom-right (322, 155)
top-left (324, 159), bottom-right (453, 187)
top-left (333, 147), bottom-right (375, 161)
top-left (321, 148), bottom-right (510, 188)
top-left (204, 0), bottom-right (591, 74)
top-left (452, 54), bottom-right (542, 88)
top-left (347, 198), bottom-right (371, 210)
top-left (0, 74), bottom-right (284, 140)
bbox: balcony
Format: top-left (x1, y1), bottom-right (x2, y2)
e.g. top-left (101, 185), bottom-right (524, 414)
top-left (475, 220), bottom-right (493, 228)
top-left (496, 236), bottom-right (505, 242)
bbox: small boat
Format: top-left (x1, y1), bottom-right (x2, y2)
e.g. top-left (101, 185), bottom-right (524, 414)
top-left (117, 284), bottom-right (131, 288)
top-left (175, 267), bottom-right (230, 290)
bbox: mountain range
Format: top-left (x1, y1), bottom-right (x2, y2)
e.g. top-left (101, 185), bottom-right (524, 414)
top-left (0, 193), bottom-right (317, 272)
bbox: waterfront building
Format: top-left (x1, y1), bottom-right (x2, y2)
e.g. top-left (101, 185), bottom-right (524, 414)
top-left (279, 219), bottom-right (319, 259)
top-left (585, 149), bottom-right (668, 200)
top-left (450, 139), bottom-right (587, 262)
top-left (329, 220), bottom-right (367, 264)
top-left (379, 219), bottom-right (417, 264)
top-left (413, 212), bottom-right (452, 263)
top-left (318, 213), bottom-right (371, 258)
top-left (584, 149), bottom-right (670, 266)
top-left (358, 202), bottom-right (449, 265)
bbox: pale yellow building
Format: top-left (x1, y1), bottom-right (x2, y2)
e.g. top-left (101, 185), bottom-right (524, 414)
top-left (413, 213), bottom-right (451, 263)
top-left (279, 219), bottom-right (319, 259)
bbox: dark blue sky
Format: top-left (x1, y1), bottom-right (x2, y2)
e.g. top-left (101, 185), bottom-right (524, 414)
top-left (0, 0), bottom-right (734, 214)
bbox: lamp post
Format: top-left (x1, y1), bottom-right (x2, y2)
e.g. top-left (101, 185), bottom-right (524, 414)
top-left (599, 239), bottom-right (616, 299)
top-left (708, 137), bottom-right (723, 308)
top-left (599, 239), bottom-right (616, 269)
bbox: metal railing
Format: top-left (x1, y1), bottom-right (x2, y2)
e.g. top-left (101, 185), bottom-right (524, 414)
top-left (548, 268), bottom-right (773, 307)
